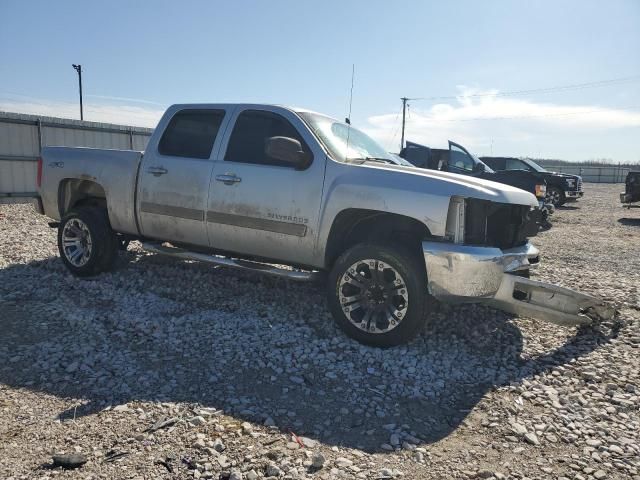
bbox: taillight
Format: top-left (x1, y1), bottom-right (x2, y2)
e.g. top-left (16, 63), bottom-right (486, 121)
top-left (535, 184), bottom-right (546, 198)
top-left (36, 156), bottom-right (43, 188)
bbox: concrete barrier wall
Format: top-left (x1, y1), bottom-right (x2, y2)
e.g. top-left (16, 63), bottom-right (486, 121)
top-left (0, 111), bottom-right (153, 201)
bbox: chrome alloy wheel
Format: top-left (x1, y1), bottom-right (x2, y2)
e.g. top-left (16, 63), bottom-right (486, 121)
top-left (61, 218), bottom-right (93, 267)
top-left (338, 259), bottom-right (409, 334)
top-left (546, 189), bottom-right (561, 206)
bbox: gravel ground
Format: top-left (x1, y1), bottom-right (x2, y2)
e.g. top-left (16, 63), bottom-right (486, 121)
top-left (1, 183), bottom-right (638, 480)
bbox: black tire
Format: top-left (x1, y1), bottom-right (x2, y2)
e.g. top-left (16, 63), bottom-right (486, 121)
top-left (57, 207), bottom-right (118, 277)
top-left (327, 243), bottom-right (429, 347)
top-left (546, 186), bottom-right (566, 207)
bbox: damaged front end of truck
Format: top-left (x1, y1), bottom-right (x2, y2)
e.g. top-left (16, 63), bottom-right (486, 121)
top-left (421, 197), bottom-right (614, 327)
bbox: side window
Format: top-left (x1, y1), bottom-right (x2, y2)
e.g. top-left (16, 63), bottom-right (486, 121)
top-left (224, 110), bottom-right (310, 167)
top-left (505, 159), bottom-right (526, 170)
top-left (158, 109), bottom-right (225, 159)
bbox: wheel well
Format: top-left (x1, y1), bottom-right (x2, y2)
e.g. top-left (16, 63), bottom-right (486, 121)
top-left (58, 179), bottom-right (107, 216)
top-left (325, 209), bottom-right (431, 267)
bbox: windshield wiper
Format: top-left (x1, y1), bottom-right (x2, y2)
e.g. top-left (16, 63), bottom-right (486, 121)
top-left (344, 156), bottom-right (395, 165)
top-left (364, 157), bottom-right (394, 164)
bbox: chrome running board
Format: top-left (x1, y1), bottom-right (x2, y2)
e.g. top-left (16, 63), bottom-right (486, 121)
top-left (142, 242), bottom-right (321, 282)
top-left (487, 274), bottom-right (615, 327)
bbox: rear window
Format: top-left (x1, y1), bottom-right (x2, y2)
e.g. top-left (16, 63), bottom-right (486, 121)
top-left (158, 109), bottom-right (225, 159)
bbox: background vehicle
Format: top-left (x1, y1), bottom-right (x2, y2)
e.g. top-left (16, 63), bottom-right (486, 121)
top-left (35, 104), bottom-right (610, 346)
top-left (482, 157), bottom-right (583, 207)
top-left (620, 171), bottom-right (640, 206)
top-left (398, 141), bottom-right (552, 228)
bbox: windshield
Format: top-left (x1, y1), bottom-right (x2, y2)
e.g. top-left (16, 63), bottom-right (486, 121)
top-left (522, 158), bottom-right (548, 173)
top-left (298, 112), bottom-right (396, 164)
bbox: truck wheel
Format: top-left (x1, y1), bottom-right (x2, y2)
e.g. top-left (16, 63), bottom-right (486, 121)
top-left (327, 243), bottom-right (429, 347)
top-left (57, 207), bottom-right (118, 277)
top-left (546, 186), bottom-right (565, 207)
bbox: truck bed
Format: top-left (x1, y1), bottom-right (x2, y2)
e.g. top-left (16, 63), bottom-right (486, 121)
top-left (39, 146), bottom-right (144, 235)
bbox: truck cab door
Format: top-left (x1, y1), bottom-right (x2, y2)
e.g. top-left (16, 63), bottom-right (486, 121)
top-left (206, 107), bottom-right (325, 266)
top-left (137, 108), bottom-right (230, 246)
top-left (446, 141), bottom-right (477, 176)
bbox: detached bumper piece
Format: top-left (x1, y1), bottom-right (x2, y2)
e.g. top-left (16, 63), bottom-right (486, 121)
top-left (422, 241), bottom-right (614, 327)
top-left (487, 274), bottom-right (613, 327)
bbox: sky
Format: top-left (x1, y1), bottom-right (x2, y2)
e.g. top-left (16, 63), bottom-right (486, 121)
top-left (1, 0), bottom-right (639, 162)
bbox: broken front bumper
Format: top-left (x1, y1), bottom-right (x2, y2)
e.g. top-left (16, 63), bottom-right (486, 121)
top-left (422, 241), bottom-right (613, 327)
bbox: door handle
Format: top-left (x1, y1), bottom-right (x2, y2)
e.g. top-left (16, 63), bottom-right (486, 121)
top-left (215, 174), bottom-right (241, 185)
top-left (147, 166), bottom-right (168, 176)
top-left (48, 161), bottom-right (64, 168)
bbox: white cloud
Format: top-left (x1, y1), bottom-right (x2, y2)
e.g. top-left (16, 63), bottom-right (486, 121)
top-left (363, 87), bottom-right (640, 160)
top-left (0, 97), bottom-right (164, 128)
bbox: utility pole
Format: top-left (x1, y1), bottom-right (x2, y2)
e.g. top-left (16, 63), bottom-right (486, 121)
top-left (400, 97), bottom-right (408, 151)
top-left (72, 64), bottom-right (83, 120)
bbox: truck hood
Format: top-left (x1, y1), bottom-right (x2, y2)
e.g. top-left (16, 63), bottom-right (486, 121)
top-left (548, 171), bottom-right (580, 180)
top-left (363, 162), bottom-right (539, 207)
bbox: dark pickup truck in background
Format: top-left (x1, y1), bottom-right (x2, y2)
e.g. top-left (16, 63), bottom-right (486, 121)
top-left (399, 141), bottom-right (552, 228)
top-left (620, 171), bottom-right (640, 206)
top-left (481, 157), bottom-right (584, 207)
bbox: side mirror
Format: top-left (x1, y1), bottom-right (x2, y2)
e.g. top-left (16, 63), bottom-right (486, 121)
top-left (265, 136), bottom-right (312, 170)
top-left (474, 162), bottom-right (486, 173)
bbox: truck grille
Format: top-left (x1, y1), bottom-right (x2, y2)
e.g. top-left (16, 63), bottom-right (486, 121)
top-left (577, 177), bottom-right (583, 192)
top-left (464, 200), bottom-right (537, 249)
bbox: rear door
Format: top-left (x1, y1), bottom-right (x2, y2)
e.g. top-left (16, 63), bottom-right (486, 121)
top-left (206, 107), bottom-right (325, 266)
top-left (137, 108), bottom-right (230, 246)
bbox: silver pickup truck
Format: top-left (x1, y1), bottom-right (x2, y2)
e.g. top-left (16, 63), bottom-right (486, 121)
top-left (35, 104), bottom-right (611, 346)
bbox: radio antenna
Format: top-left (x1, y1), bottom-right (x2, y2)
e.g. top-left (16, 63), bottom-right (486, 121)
top-left (345, 64), bottom-right (355, 161)
top-left (347, 63), bottom-right (355, 124)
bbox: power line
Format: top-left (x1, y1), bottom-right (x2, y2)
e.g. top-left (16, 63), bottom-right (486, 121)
top-left (409, 75), bottom-right (640, 102)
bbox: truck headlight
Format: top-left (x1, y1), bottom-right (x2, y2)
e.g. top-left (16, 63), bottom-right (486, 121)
top-left (535, 184), bottom-right (546, 198)
top-left (445, 197), bottom-right (465, 244)
top-left (566, 178), bottom-right (576, 187)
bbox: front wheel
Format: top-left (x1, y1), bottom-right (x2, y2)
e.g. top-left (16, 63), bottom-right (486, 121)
top-left (546, 186), bottom-right (565, 207)
top-left (327, 243), bottom-right (429, 347)
top-left (57, 207), bottom-right (118, 277)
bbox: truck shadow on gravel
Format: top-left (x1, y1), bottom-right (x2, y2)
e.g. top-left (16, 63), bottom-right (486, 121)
top-left (0, 254), bottom-right (623, 453)
top-left (618, 217), bottom-right (640, 226)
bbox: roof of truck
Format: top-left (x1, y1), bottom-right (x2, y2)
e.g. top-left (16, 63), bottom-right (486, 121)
top-left (168, 103), bottom-right (332, 118)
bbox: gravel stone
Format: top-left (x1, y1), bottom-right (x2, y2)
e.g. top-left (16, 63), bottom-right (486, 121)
top-left (266, 463), bottom-right (282, 477)
top-left (312, 452), bottom-right (326, 469)
top-left (524, 432), bottom-right (540, 445)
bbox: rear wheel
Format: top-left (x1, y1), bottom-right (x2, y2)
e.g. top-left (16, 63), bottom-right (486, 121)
top-left (546, 186), bottom-right (565, 206)
top-left (57, 207), bottom-right (118, 277)
top-left (327, 243), bottom-right (429, 347)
